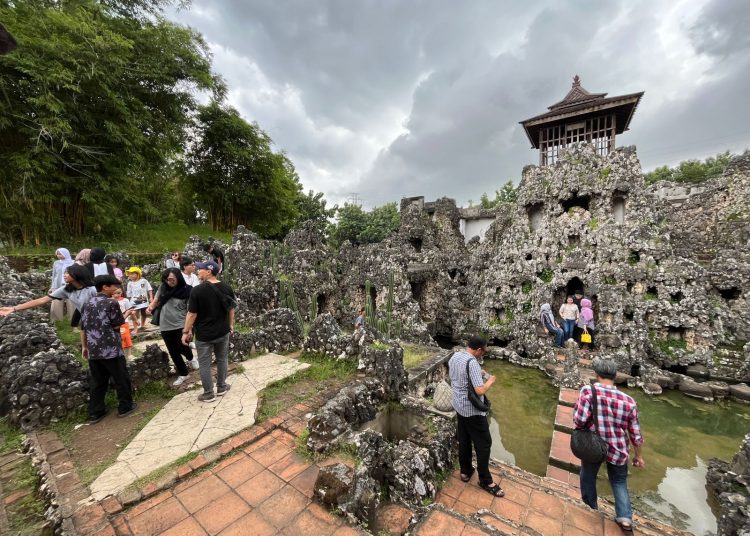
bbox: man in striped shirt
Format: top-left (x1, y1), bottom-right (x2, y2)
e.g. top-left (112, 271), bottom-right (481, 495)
top-left (573, 358), bottom-right (645, 534)
top-left (448, 335), bottom-right (503, 497)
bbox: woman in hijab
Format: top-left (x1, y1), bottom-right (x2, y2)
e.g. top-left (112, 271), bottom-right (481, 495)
top-left (90, 247), bottom-right (114, 277)
top-left (146, 268), bottom-right (197, 386)
top-left (0, 264), bottom-right (96, 325)
top-left (50, 248), bottom-right (75, 321)
top-left (540, 303), bottom-right (564, 348)
top-left (577, 298), bottom-right (596, 349)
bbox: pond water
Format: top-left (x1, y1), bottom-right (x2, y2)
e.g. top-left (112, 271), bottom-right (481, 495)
top-left (483, 360), bottom-right (750, 536)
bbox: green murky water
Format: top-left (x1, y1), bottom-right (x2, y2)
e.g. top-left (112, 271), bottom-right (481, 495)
top-left (483, 360), bottom-right (750, 536)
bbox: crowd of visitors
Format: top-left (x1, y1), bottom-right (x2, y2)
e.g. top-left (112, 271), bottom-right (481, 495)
top-left (0, 245), bottom-right (235, 423)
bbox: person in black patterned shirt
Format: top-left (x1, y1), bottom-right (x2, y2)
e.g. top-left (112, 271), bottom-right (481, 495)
top-left (80, 275), bottom-right (137, 424)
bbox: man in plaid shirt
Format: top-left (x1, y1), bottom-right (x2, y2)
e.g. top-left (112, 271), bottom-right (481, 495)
top-left (573, 358), bottom-right (645, 534)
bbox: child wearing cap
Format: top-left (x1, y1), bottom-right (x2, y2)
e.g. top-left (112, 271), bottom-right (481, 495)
top-left (125, 267), bottom-right (153, 333)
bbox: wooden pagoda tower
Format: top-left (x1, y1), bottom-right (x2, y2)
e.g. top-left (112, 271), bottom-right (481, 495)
top-left (520, 76), bottom-right (644, 166)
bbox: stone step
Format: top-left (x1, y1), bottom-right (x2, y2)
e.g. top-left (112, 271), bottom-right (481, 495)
top-left (549, 429), bottom-right (580, 472)
top-left (554, 404), bottom-right (574, 433)
top-left (558, 388), bottom-right (578, 407)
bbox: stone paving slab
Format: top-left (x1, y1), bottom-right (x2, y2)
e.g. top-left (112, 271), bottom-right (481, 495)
top-left (89, 353), bottom-right (309, 501)
top-left (112, 429), bottom-right (369, 535)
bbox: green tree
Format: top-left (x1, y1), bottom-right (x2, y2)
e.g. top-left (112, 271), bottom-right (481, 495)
top-left (0, 0), bottom-right (217, 245)
top-left (644, 151), bottom-right (734, 185)
top-left (329, 202), bottom-right (400, 247)
top-left (184, 101), bottom-right (301, 237)
top-left (479, 180), bottom-right (518, 209)
top-left (359, 202), bottom-right (400, 244)
top-left (295, 189), bottom-right (337, 228)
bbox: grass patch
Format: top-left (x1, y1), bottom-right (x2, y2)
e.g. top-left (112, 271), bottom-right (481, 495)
top-left (0, 416), bottom-right (24, 455)
top-left (537, 268), bottom-right (554, 283)
top-left (0, 223), bottom-right (232, 256)
top-left (55, 320), bottom-right (86, 368)
top-left (128, 451), bottom-right (200, 491)
top-left (521, 280), bottom-right (533, 294)
top-left (256, 352), bottom-right (357, 423)
top-left (402, 344), bottom-right (435, 369)
top-left (6, 458), bottom-right (46, 536)
top-left (643, 291), bottom-right (658, 301)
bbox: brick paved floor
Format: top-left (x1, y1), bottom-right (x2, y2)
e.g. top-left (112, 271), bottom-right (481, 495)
top-left (425, 465), bottom-right (687, 536)
top-left (111, 429), bottom-right (363, 536)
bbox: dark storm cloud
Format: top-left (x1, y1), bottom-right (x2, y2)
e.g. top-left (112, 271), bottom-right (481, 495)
top-left (169, 0), bottom-right (750, 207)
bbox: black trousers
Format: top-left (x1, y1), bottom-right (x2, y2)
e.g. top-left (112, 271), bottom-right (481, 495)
top-left (456, 413), bottom-right (492, 484)
top-left (88, 356), bottom-right (134, 417)
top-left (161, 328), bottom-right (192, 376)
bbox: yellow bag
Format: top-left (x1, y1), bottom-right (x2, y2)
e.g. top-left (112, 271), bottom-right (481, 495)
top-left (581, 332), bottom-right (592, 344)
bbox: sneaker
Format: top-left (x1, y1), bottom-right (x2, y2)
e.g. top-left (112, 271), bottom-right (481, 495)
top-left (198, 392), bottom-right (216, 402)
top-left (172, 375), bottom-right (188, 387)
top-left (217, 384), bottom-right (231, 396)
top-left (188, 358), bottom-right (200, 370)
top-left (88, 412), bottom-right (107, 425)
top-left (117, 403), bottom-right (138, 418)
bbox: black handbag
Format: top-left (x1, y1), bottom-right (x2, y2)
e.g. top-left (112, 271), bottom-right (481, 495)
top-left (570, 383), bottom-right (609, 464)
top-left (150, 306), bottom-right (162, 326)
top-left (466, 358), bottom-right (491, 412)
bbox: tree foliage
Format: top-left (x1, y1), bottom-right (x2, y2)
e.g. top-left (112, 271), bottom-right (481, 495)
top-left (644, 151), bottom-right (734, 186)
top-left (0, 0), bottom-right (218, 246)
top-left (479, 180), bottom-right (518, 209)
top-left (184, 101), bottom-right (305, 238)
top-left (329, 202), bottom-right (400, 247)
top-left (295, 190), bottom-right (337, 228)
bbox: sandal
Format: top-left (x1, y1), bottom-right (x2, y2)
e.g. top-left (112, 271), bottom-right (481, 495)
top-left (460, 470), bottom-right (474, 483)
top-left (616, 520), bottom-right (633, 534)
top-left (479, 481), bottom-right (505, 497)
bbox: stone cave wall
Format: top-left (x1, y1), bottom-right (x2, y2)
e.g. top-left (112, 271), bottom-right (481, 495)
top-left (216, 145), bottom-right (749, 386)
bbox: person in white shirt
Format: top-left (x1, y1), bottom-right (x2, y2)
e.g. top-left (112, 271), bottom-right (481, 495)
top-left (179, 256), bottom-right (201, 287)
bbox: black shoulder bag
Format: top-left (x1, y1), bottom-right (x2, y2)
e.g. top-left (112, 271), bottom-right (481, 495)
top-left (466, 358), bottom-right (491, 412)
top-left (570, 384), bottom-right (609, 464)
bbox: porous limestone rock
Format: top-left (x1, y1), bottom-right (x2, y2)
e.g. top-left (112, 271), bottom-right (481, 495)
top-left (707, 433), bottom-right (750, 536)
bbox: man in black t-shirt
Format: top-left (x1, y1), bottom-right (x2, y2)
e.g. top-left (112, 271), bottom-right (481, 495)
top-left (182, 260), bottom-right (236, 402)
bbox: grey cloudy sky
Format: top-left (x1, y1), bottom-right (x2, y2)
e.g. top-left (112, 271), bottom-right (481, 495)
top-left (168, 0), bottom-right (750, 208)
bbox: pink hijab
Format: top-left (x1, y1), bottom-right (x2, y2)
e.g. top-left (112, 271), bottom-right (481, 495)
top-left (580, 298), bottom-right (594, 322)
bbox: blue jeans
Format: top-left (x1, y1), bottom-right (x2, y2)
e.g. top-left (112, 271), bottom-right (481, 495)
top-left (548, 325), bottom-right (564, 347)
top-left (580, 460), bottom-right (632, 522)
top-left (195, 333), bottom-right (229, 396)
top-left (562, 319), bottom-right (576, 341)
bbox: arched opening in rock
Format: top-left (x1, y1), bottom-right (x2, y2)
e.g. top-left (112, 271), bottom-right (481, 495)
top-left (670, 291), bottom-right (684, 303)
top-left (491, 307), bottom-right (504, 321)
top-left (410, 281), bottom-right (424, 303)
top-left (668, 326), bottom-right (686, 340)
top-left (526, 203), bottom-right (544, 231)
top-left (624, 308), bottom-right (635, 321)
top-left (526, 253), bottom-right (532, 261)
top-left (630, 363), bottom-right (641, 376)
top-left (567, 234), bottom-right (580, 248)
top-left (565, 276), bottom-right (585, 296)
top-left (612, 191), bottom-right (627, 224)
top-left (316, 293), bottom-right (327, 315)
top-left (627, 281), bottom-right (634, 293)
top-left (433, 334), bottom-right (455, 349)
top-left (489, 337), bottom-right (510, 348)
top-left (409, 237), bottom-right (423, 252)
top-left (646, 286), bottom-right (658, 297)
top-left (719, 287), bottom-right (741, 301)
top-left (628, 250), bottom-right (640, 264)
top-left (663, 364), bottom-right (688, 375)
top-left (448, 269), bottom-right (457, 280)
top-left (561, 194), bottom-right (590, 213)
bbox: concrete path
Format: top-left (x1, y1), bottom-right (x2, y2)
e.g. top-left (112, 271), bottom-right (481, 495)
top-left (89, 353), bottom-right (309, 500)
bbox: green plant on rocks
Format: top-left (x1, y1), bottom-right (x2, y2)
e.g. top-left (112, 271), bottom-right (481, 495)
top-left (279, 279), bottom-right (304, 328)
top-left (309, 291), bottom-right (319, 320)
top-left (365, 271), bottom-right (402, 339)
top-left (537, 268), bottom-right (554, 283)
